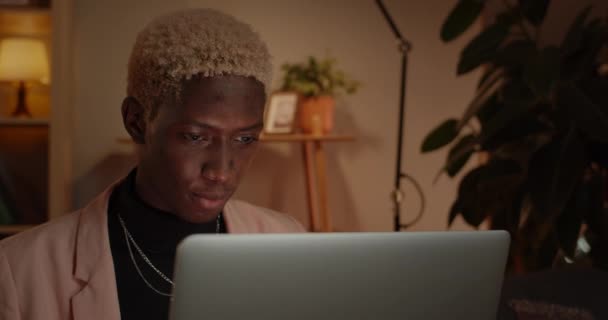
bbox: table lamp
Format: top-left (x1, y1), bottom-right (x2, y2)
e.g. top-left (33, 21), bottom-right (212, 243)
top-left (0, 37), bottom-right (49, 118)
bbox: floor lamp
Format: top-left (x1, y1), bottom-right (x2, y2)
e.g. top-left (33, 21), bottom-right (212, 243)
top-left (375, 0), bottom-right (425, 231)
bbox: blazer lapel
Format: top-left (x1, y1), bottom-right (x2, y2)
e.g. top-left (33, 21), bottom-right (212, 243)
top-left (71, 183), bottom-right (122, 320)
top-left (223, 200), bottom-right (250, 233)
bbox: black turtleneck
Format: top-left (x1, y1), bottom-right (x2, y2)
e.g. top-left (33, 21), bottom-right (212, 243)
top-left (107, 169), bottom-right (227, 320)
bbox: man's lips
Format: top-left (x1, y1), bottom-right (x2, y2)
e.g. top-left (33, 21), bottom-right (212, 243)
top-left (191, 192), bottom-right (228, 209)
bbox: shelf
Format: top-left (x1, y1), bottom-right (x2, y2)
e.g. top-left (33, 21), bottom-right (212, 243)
top-left (0, 224), bottom-right (35, 234)
top-left (260, 133), bottom-right (355, 142)
top-left (0, 0), bottom-right (51, 12)
top-left (0, 7), bottom-right (50, 14)
top-left (0, 118), bottom-right (49, 126)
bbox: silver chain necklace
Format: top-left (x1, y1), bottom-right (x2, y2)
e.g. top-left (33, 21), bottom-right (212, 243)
top-left (117, 213), bottom-right (221, 297)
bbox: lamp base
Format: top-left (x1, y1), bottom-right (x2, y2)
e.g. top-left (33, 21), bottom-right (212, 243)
top-left (11, 81), bottom-right (32, 118)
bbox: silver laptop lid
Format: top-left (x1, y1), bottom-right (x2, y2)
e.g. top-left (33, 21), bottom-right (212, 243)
top-left (170, 231), bottom-right (509, 320)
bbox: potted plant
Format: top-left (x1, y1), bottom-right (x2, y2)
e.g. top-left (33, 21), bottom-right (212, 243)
top-left (421, 0), bottom-right (608, 272)
top-left (280, 56), bottom-right (359, 134)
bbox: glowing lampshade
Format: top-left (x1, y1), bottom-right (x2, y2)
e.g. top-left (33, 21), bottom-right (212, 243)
top-left (0, 37), bottom-right (49, 82)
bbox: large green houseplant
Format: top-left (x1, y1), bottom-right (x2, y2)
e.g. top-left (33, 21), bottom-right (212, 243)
top-left (421, 0), bottom-right (608, 272)
top-left (280, 56), bottom-right (359, 134)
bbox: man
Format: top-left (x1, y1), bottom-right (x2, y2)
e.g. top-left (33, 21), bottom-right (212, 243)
top-left (0, 9), bottom-right (304, 320)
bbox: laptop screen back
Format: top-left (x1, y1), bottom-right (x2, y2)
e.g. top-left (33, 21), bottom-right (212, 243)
top-left (170, 231), bottom-right (509, 320)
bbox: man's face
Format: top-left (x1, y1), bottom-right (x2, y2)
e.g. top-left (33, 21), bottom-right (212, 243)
top-left (136, 75), bottom-right (265, 223)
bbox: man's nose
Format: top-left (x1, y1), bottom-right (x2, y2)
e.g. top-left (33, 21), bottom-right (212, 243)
top-left (202, 140), bottom-right (232, 183)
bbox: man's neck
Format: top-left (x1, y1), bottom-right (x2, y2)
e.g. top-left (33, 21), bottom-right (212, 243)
top-left (133, 168), bottom-right (172, 213)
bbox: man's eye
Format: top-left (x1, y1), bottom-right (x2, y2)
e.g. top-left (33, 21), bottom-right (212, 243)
top-left (183, 133), bottom-right (207, 142)
top-left (235, 135), bottom-right (258, 145)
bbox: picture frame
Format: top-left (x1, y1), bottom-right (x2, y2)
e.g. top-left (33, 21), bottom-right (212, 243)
top-left (263, 92), bottom-right (298, 134)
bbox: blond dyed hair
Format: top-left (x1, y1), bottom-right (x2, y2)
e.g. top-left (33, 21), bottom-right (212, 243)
top-left (127, 8), bottom-right (272, 120)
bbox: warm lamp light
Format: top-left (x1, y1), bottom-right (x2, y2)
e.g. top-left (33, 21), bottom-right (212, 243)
top-left (0, 37), bottom-right (50, 118)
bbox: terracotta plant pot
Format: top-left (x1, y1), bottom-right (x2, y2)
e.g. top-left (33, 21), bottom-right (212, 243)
top-left (298, 95), bottom-right (335, 134)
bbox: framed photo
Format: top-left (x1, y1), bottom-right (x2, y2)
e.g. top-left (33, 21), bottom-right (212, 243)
top-left (264, 92), bottom-right (298, 134)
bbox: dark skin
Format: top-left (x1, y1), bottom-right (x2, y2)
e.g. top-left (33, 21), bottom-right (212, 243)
top-left (121, 75), bottom-right (266, 223)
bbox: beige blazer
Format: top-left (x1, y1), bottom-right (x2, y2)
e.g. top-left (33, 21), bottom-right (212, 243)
top-left (0, 183), bottom-right (305, 320)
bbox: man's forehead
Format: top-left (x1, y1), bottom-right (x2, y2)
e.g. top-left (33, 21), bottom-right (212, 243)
top-left (183, 75), bottom-right (264, 98)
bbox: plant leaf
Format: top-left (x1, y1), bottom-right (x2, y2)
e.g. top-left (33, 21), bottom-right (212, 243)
top-left (571, 22), bottom-right (608, 80)
top-left (523, 46), bottom-right (561, 97)
top-left (494, 40), bottom-right (536, 67)
top-left (589, 140), bottom-right (608, 168)
top-left (476, 93), bottom-right (501, 129)
top-left (482, 114), bottom-right (548, 151)
top-left (478, 81), bottom-right (534, 147)
top-left (535, 230), bottom-right (560, 270)
top-left (495, 11), bottom-right (520, 26)
top-left (561, 6), bottom-right (592, 57)
top-left (441, 0), bottom-right (485, 42)
top-left (581, 173), bottom-right (606, 240)
top-left (527, 126), bottom-right (589, 225)
top-left (490, 185), bottom-right (525, 235)
top-left (421, 119), bottom-right (459, 153)
top-left (455, 159), bottom-right (523, 228)
top-left (448, 201), bottom-right (462, 226)
top-left (458, 21), bottom-right (511, 75)
top-left (518, 0), bottom-right (550, 27)
top-left (526, 142), bottom-right (558, 221)
top-left (446, 134), bottom-right (477, 177)
top-left (477, 67), bottom-right (495, 89)
top-left (458, 67), bottom-right (505, 130)
top-left (582, 77), bottom-right (608, 110)
top-left (456, 165), bottom-right (488, 227)
top-left (280, 57), bottom-right (358, 96)
top-left (550, 127), bottom-right (589, 216)
top-left (556, 84), bottom-right (608, 142)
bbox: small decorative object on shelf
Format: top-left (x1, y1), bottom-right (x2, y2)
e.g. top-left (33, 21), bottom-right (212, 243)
top-left (280, 56), bottom-right (359, 134)
top-left (263, 92), bottom-right (298, 134)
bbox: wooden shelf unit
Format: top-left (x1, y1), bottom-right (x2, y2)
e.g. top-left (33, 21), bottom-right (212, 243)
top-left (0, 118), bottom-right (49, 125)
top-left (0, 5), bottom-right (53, 237)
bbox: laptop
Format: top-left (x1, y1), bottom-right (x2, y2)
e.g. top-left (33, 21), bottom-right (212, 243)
top-left (170, 231), bottom-right (510, 320)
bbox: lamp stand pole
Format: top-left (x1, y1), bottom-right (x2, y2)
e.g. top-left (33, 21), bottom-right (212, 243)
top-left (11, 81), bottom-right (32, 118)
top-left (375, 0), bottom-right (414, 231)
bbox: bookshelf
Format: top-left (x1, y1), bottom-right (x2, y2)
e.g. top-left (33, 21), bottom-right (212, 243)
top-left (0, 2), bottom-right (52, 237)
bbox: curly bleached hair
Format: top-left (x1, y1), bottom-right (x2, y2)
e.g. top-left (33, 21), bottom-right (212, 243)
top-left (127, 8), bottom-right (273, 120)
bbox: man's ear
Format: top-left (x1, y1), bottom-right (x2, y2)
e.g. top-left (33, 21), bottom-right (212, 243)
top-left (121, 97), bottom-right (147, 144)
